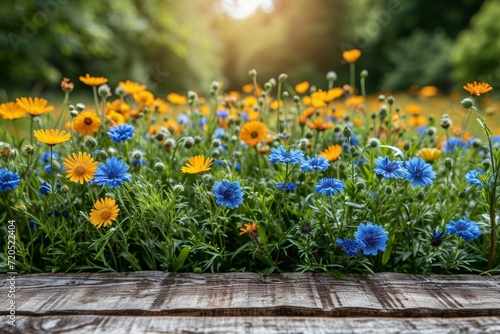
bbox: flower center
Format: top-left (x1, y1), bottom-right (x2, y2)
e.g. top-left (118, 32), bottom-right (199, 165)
top-left (75, 164), bottom-right (87, 175)
top-left (84, 117), bottom-right (93, 125)
top-left (100, 209), bottom-right (112, 221)
top-left (250, 131), bottom-right (259, 139)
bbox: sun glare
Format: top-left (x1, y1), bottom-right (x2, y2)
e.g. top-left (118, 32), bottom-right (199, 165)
top-left (218, 0), bottom-right (274, 19)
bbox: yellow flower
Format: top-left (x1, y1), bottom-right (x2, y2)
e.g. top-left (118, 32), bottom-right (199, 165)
top-left (420, 86), bottom-right (439, 97)
top-left (63, 152), bottom-right (99, 184)
top-left (181, 155), bottom-right (214, 174)
top-left (407, 115), bottom-right (427, 127)
top-left (295, 81), bottom-right (310, 94)
top-left (133, 90), bottom-right (155, 106)
top-left (166, 93), bottom-right (187, 105)
top-left (342, 49), bottom-right (361, 63)
top-left (105, 99), bottom-right (131, 120)
top-left (152, 98), bottom-right (172, 113)
top-left (16, 97), bottom-right (54, 116)
top-left (463, 81), bottom-right (493, 96)
top-left (239, 121), bottom-right (267, 147)
top-left (239, 222), bottom-right (259, 239)
top-left (89, 197), bottom-right (120, 228)
top-left (416, 148), bottom-right (442, 163)
top-left (270, 100), bottom-right (283, 110)
top-left (319, 144), bottom-right (342, 161)
top-left (324, 87), bottom-right (343, 102)
top-left (118, 80), bottom-right (147, 95)
top-left (73, 111), bottom-right (102, 135)
top-left (345, 96), bottom-right (364, 108)
top-left (106, 110), bottom-right (126, 125)
top-left (406, 103), bottom-right (422, 115)
top-left (0, 101), bottom-right (27, 120)
top-left (34, 129), bottom-right (71, 146)
top-left (79, 74), bottom-right (108, 86)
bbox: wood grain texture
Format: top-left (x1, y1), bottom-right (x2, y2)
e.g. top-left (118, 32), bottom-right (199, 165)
top-left (3, 316), bottom-right (500, 334)
top-left (1, 272), bottom-right (499, 333)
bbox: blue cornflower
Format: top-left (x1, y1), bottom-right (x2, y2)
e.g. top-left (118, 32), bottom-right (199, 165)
top-left (374, 156), bottom-right (407, 179)
top-left (446, 217), bottom-right (482, 242)
top-left (404, 157), bottom-right (436, 187)
top-left (177, 113), bottom-right (190, 125)
top-left (276, 182), bottom-right (299, 191)
top-left (315, 177), bottom-right (345, 196)
top-left (39, 151), bottom-right (59, 163)
top-left (216, 109), bottom-right (229, 119)
top-left (38, 182), bottom-right (52, 195)
top-left (199, 117), bottom-right (208, 128)
top-left (94, 156), bottom-right (131, 189)
top-left (44, 163), bottom-right (52, 174)
top-left (465, 169), bottom-right (488, 187)
top-left (269, 145), bottom-right (304, 164)
top-left (212, 179), bottom-right (244, 209)
top-left (336, 238), bottom-right (362, 257)
top-left (132, 159), bottom-right (146, 166)
top-left (0, 168), bottom-right (21, 192)
top-left (29, 221), bottom-right (36, 229)
top-left (431, 228), bottom-right (445, 247)
top-left (300, 154), bottom-right (330, 172)
top-left (107, 124), bottom-right (135, 143)
top-left (213, 128), bottom-right (225, 139)
top-left (354, 222), bottom-right (389, 256)
top-left (443, 138), bottom-right (464, 154)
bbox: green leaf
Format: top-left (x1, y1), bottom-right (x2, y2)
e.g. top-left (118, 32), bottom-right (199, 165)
top-left (172, 246), bottom-right (191, 272)
top-left (329, 268), bottom-right (348, 280)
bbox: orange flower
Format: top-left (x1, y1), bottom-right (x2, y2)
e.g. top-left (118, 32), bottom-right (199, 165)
top-left (34, 129), bottom-right (71, 146)
top-left (118, 80), bottom-right (147, 95)
top-left (0, 101), bottom-right (27, 120)
top-left (345, 96), bottom-right (364, 108)
top-left (406, 103), bottom-right (422, 115)
top-left (151, 98), bottom-right (171, 113)
top-left (319, 144), bottom-right (342, 161)
top-left (105, 99), bottom-right (131, 120)
top-left (307, 118), bottom-right (333, 131)
top-left (89, 197), bottom-right (120, 228)
top-left (166, 93), bottom-right (187, 105)
top-left (407, 115), bottom-right (427, 127)
top-left (342, 49), bottom-right (361, 63)
top-left (270, 100), bottom-right (283, 111)
top-left (295, 81), bottom-right (310, 94)
top-left (16, 97), bottom-right (54, 116)
top-left (239, 222), bottom-right (259, 239)
top-left (239, 121), bottom-right (267, 147)
top-left (79, 74), bottom-right (108, 86)
top-left (420, 86), bottom-right (439, 97)
top-left (325, 87), bottom-right (343, 102)
top-left (133, 90), bottom-right (155, 106)
top-left (60, 77), bottom-right (74, 93)
top-left (73, 111), bottom-right (101, 135)
top-left (463, 81), bottom-right (493, 96)
top-left (243, 96), bottom-right (258, 108)
top-left (106, 111), bottom-right (126, 125)
top-left (181, 155), bottom-right (213, 174)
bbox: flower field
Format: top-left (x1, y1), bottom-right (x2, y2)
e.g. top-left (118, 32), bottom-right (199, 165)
top-left (1, 50), bottom-right (499, 276)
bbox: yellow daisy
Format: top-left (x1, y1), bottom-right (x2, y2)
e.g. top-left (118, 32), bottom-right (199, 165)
top-left (89, 197), bottom-right (120, 228)
top-left (73, 111), bottom-right (102, 135)
top-left (63, 152), bottom-right (99, 184)
top-left (16, 97), bottom-right (54, 116)
top-left (239, 121), bottom-right (267, 147)
top-left (79, 74), bottom-right (108, 86)
top-left (0, 101), bottom-right (27, 120)
top-left (34, 129), bottom-right (71, 146)
top-left (181, 155), bottom-right (213, 174)
top-left (319, 144), bottom-right (342, 161)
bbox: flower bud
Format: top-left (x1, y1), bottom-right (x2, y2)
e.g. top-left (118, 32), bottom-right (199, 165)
top-left (184, 136), bottom-right (195, 149)
top-left (293, 96), bottom-right (300, 104)
top-left (85, 136), bottom-right (97, 149)
top-left (387, 96), bottom-right (394, 105)
top-left (326, 71), bottom-right (337, 81)
top-left (444, 157), bottom-right (453, 170)
top-left (76, 103), bottom-right (86, 112)
top-left (69, 109), bottom-right (79, 118)
top-left (360, 70), bottom-right (368, 78)
top-left (154, 162), bottom-right (165, 173)
top-left (194, 135), bottom-right (202, 144)
top-left (164, 138), bottom-right (176, 150)
top-left (426, 126), bottom-right (437, 136)
top-left (51, 160), bottom-right (61, 173)
top-left (282, 91), bottom-right (289, 98)
top-left (98, 84), bottom-right (111, 98)
top-left (343, 126), bottom-right (352, 138)
top-left (356, 180), bottom-right (366, 190)
top-left (458, 189), bottom-right (467, 199)
top-left (212, 148), bottom-right (221, 157)
top-left (115, 85), bottom-right (126, 97)
top-left (368, 138), bottom-right (380, 148)
top-left (264, 82), bottom-right (272, 91)
top-left (172, 184), bottom-right (185, 193)
top-left (378, 95), bottom-right (385, 102)
top-left (298, 171), bottom-right (306, 183)
top-left (482, 159), bottom-right (491, 171)
top-left (403, 142), bottom-right (410, 151)
top-left (298, 138), bottom-right (309, 150)
top-left (385, 186), bottom-right (393, 195)
top-left (472, 138), bottom-right (482, 149)
top-left (131, 149), bottom-right (143, 161)
top-left (211, 81), bottom-right (220, 91)
top-left (60, 77), bottom-right (74, 93)
top-left (440, 116), bottom-right (452, 129)
top-left (22, 145), bottom-right (35, 155)
top-left (248, 69), bottom-right (257, 78)
top-left (461, 97), bottom-right (474, 109)
top-left (305, 131), bottom-right (313, 139)
top-left (417, 190), bottom-right (425, 201)
top-left (212, 138), bottom-right (221, 148)
top-left (278, 73), bottom-right (288, 82)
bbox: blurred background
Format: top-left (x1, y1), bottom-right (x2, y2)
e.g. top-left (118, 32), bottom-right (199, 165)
top-left (0, 0), bottom-right (498, 99)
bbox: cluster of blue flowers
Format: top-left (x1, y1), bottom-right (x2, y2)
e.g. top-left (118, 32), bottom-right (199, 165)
top-left (446, 217), bottom-right (482, 242)
top-left (337, 222), bottom-right (389, 256)
top-left (374, 156), bottom-right (436, 187)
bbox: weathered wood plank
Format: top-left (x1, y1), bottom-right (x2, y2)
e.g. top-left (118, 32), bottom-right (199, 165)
top-left (3, 316), bottom-right (500, 334)
top-left (1, 272), bottom-right (499, 317)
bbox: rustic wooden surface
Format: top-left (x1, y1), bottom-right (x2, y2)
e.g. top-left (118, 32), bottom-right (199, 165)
top-left (1, 272), bottom-right (499, 333)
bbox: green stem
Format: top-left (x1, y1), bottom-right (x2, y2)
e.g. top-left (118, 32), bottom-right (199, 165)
top-left (349, 63), bottom-right (355, 95)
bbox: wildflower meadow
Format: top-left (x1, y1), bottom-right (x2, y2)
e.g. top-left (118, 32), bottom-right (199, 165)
top-left (1, 50), bottom-right (499, 277)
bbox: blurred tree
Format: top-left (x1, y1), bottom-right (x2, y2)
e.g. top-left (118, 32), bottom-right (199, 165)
top-left (452, 0), bottom-right (500, 89)
top-left (217, 0), bottom-right (348, 90)
top-left (342, 0), bottom-right (485, 92)
top-left (0, 0), bottom-right (221, 97)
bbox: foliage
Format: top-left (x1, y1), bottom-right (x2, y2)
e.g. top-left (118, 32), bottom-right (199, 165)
top-left (452, 0), bottom-right (500, 87)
